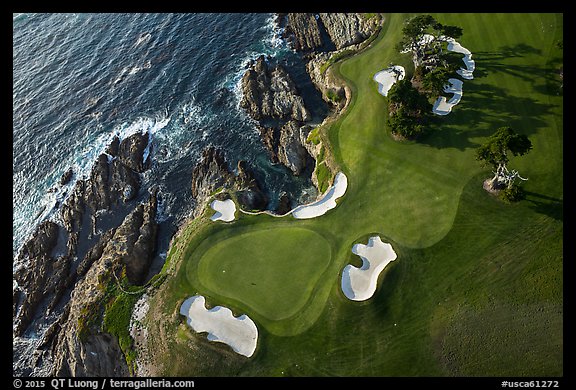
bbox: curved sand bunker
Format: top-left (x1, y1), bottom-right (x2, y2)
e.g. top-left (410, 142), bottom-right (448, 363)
top-left (445, 37), bottom-right (475, 80)
top-left (180, 295), bottom-right (258, 357)
top-left (292, 172), bottom-right (348, 219)
top-left (431, 36), bottom-right (474, 115)
top-left (400, 33), bottom-right (474, 116)
top-left (210, 199), bottom-right (236, 222)
top-left (373, 65), bottom-right (406, 96)
top-left (432, 78), bottom-right (463, 116)
top-left (341, 236), bottom-right (397, 301)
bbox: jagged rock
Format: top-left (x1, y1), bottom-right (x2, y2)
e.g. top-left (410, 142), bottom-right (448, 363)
top-left (284, 13), bottom-right (379, 53)
top-left (109, 158), bottom-right (140, 203)
top-left (14, 131), bottom-right (154, 375)
top-left (43, 255), bottom-right (71, 313)
top-left (106, 135), bottom-right (120, 157)
top-left (318, 13), bottom-right (376, 50)
top-left (236, 160), bottom-right (268, 211)
top-left (75, 229), bottom-right (115, 280)
top-left (190, 147), bottom-right (269, 213)
top-left (257, 125), bottom-right (280, 163)
top-left (61, 180), bottom-right (86, 233)
top-left (117, 132), bottom-right (150, 173)
top-left (240, 55), bottom-right (311, 122)
top-left (278, 120), bottom-right (313, 176)
top-left (19, 220), bottom-right (60, 260)
top-left (190, 147), bottom-right (236, 216)
top-left (13, 220), bottom-right (61, 336)
top-left (59, 168), bottom-right (74, 186)
top-left (276, 192), bottom-right (292, 215)
top-left (53, 323), bottom-right (128, 377)
top-left (84, 153), bottom-right (111, 212)
top-left (257, 122), bottom-right (315, 177)
top-left (305, 53), bottom-right (349, 109)
top-left (115, 187), bottom-right (158, 285)
top-left (284, 13), bottom-right (323, 52)
top-left (50, 189), bottom-right (158, 376)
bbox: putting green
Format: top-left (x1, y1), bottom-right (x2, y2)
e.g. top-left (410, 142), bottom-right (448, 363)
top-left (195, 226), bottom-right (332, 322)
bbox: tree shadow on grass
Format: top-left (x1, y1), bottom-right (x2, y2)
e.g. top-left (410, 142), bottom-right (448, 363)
top-left (370, 260), bottom-right (403, 321)
top-left (523, 190), bottom-right (563, 222)
top-left (419, 82), bottom-right (554, 151)
top-left (473, 44), bottom-right (562, 97)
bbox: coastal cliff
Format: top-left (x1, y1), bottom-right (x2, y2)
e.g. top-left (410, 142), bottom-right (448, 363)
top-left (13, 131), bottom-right (159, 376)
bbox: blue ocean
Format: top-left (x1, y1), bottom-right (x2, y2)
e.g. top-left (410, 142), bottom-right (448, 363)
top-left (13, 13), bottom-right (322, 263)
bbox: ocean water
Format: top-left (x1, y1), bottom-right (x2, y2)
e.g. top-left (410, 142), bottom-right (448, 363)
top-left (13, 13), bottom-right (325, 262)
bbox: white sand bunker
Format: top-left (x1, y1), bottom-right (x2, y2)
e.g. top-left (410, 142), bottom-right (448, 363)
top-left (430, 36), bottom-right (474, 115)
top-left (445, 37), bottom-right (475, 80)
top-left (292, 172), bottom-right (348, 219)
top-left (341, 236), bottom-right (397, 301)
top-left (180, 295), bottom-right (258, 358)
top-left (432, 78), bottom-right (463, 116)
top-left (210, 199), bottom-right (236, 222)
top-left (373, 65), bottom-right (406, 96)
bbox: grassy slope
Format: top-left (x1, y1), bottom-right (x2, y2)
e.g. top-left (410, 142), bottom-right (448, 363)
top-left (146, 13), bottom-right (563, 376)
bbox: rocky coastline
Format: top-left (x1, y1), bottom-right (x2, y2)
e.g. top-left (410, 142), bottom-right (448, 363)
top-left (13, 12), bottom-right (383, 377)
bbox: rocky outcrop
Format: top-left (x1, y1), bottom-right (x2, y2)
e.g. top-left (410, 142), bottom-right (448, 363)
top-left (240, 55), bottom-right (314, 178)
top-left (110, 186), bottom-right (158, 285)
top-left (190, 147), bottom-right (236, 215)
top-left (53, 328), bottom-right (128, 377)
top-left (283, 13), bottom-right (323, 52)
top-left (83, 132), bottom-right (148, 213)
top-left (60, 168), bottom-right (74, 186)
top-left (284, 13), bottom-right (380, 52)
top-left (190, 147), bottom-right (268, 214)
top-left (59, 132), bottom-right (149, 238)
top-left (278, 120), bottom-right (313, 176)
top-left (14, 130), bottom-right (158, 376)
top-left (13, 220), bottom-right (61, 336)
top-left (235, 160), bottom-right (268, 211)
top-left (50, 257), bottom-right (126, 376)
top-left (240, 55), bottom-right (311, 122)
top-left (50, 187), bottom-right (159, 377)
top-left (116, 132), bottom-right (150, 173)
top-left (305, 53), bottom-right (350, 111)
top-left (281, 13), bottom-right (380, 110)
top-left (318, 13), bottom-right (377, 50)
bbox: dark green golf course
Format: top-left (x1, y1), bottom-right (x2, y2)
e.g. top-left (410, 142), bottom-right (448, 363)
top-left (145, 13), bottom-right (563, 377)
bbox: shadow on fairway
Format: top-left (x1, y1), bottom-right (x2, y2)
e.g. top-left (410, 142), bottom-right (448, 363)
top-left (420, 82), bottom-right (554, 151)
top-left (524, 190), bottom-right (563, 222)
top-left (472, 44), bottom-right (562, 97)
top-left (370, 261), bottom-right (402, 320)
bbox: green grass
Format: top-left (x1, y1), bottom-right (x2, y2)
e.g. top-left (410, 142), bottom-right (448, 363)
top-left (195, 226), bottom-right (332, 322)
top-left (146, 13), bottom-right (563, 377)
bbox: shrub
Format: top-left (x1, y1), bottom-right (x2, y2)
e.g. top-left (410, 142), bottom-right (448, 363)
top-left (499, 184), bottom-right (526, 203)
top-left (315, 162), bottom-right (332, 194)
top-left (103, 291), bottom-right (141, 369)
top-left (326, 89), bottom-right (343, 103)
top-left (307, 127), bottom-right (322, 145)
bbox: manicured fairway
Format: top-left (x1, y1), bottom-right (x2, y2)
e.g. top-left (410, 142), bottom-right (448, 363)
top-left (196, 226), bottom-right (332, 321)
top-left (145, 13), bottom-right (563, 377)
